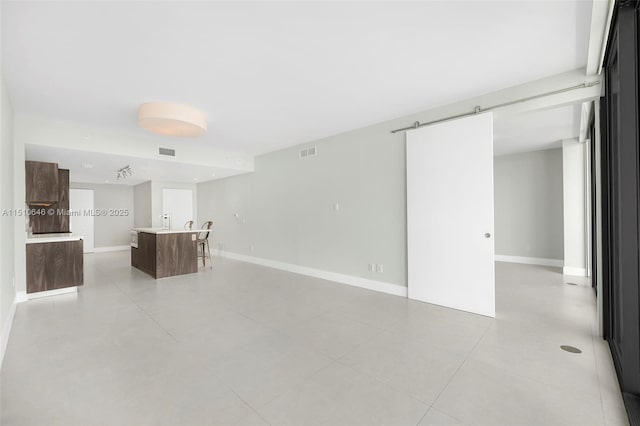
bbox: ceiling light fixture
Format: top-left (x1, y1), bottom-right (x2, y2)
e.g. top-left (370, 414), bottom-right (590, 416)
top-left (138, 102), bottom-right (207, 137)
top-left (117, 165), bottom-right (133, 180)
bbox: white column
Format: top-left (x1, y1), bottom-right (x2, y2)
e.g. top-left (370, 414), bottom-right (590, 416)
top-left (562, 138), bottom-right (587, 276)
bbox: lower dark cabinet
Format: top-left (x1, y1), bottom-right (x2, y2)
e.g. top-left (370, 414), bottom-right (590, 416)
top-left (26, 240), bottom-right (84, 293)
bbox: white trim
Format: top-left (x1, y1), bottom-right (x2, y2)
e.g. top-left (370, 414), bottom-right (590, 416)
top-left (494, 255), bottom-right (564, 268)
top-left (216, 250), bottom-right (407, 297)
top-left (27, 286), bottom-right (77, 300)
top-left (563, 266), bottom-right (587, 277)
top-left (0, 295), bottom-right (18, 369)
top-left (15, 291), bottom-right (27, 303)
top-left (92, 245), bottom-right (130, 253)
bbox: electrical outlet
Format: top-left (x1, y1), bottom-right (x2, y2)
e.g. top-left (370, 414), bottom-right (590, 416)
top-left (376, 264), bottom-right (384, 273)
top-left (250, 245), bottom-right (254, 252)
top-left (368, 263), bottom-right (374, 271)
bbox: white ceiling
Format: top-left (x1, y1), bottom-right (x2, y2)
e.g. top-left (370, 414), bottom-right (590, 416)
top-left (25, 144), bottom-right (238, 185)
top-left (2, 1), bottom-right (592, 157)
top-left (493, 104), bottom-right (581, 156)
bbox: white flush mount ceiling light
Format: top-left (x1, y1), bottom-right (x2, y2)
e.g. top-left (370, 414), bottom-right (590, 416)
top-left (138, 102), bottom-right (207, 137)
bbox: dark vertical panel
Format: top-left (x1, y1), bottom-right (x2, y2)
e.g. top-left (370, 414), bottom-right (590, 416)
top-left (590, 109), bottom-right (598, 291)
top-left (602, 2), bottom-right (640, 421)
top-left (156, 233), bottom-right (197, 279)
top-left (30, 169), bottom-right (70, 233)
top-left (25, 161), bottom-right (59, 204)
top-left (25, 243), bottom-right (47, 293)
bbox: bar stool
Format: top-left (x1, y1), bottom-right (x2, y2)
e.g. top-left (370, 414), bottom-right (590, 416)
top-left (184, 220), bottom-right (194, 230)
top-left (197, 221), bottom-right (213, 268)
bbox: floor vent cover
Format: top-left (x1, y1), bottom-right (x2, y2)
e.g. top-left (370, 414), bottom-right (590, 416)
top-left (560, 345), bottom-right (582, 354)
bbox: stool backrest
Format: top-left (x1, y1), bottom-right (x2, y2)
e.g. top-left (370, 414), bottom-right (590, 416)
top-left (184, 220), bottom-right (194, 230)
top-left (198, 221), bottom-right (213, 240)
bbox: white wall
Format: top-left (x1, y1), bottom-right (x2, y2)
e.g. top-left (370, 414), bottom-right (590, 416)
top-left (197, 70), bottom-right (599, 288)
top-left (1, 75), bottom-right (17, 363)
top-left (133, 181), bottom-right (152, 228)
top-left (70, 183), bottom-right (134, 247)
top-left (494, 149), bottom-right (564, 261)
top-left (563, 138), bottom-right (587, 276)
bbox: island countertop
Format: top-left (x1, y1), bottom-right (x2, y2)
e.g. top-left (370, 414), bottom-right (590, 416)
top-left (132, 228), bottom-right (208, 234)
top-left (26, 233), bottom-right (83, 244)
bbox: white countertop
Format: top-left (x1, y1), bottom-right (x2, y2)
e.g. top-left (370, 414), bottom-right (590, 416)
top-left (26, 233), bottom-right (83, 244)
top-left (132, 228), bottom-right (208, 234)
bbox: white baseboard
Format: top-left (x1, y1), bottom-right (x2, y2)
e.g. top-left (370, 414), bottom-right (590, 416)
top-left (215, 250), bottom-right (407, 297)
top-left (0, 295), bottom-right (18, 370)
top-left (27, 286), bottom-right (77, 300)
top-left (563, 266), bottom-right (587, 277)
top-left (495, 255), bottom-right (564, 268)
top-left (92, 245), bottom-right (130, 253)
top-left (15, 291), bottom-right (27, 303)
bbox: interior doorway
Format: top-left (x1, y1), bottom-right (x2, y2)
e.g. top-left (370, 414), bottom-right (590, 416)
top-left (69, 188), bottom-right (94, 253)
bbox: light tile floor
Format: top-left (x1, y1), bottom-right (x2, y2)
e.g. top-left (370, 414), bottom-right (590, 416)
top-left (0, 252), bottom-right (629, 425)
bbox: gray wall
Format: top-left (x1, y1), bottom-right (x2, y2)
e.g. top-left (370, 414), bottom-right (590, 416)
top-left (70, 183), bottom-right (135, 247)
top-left (198, 127), bottom-right (406, 286)
top-left (494, 149), bottom-right (564, 260)
top-left (1, 75), bottom-right (16, 340)
top-left (134, 181), bottom-right (152, 228)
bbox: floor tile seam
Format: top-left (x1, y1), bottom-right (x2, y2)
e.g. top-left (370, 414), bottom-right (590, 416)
top-left (240, 304), bottom-right (331, 333)
top-left (459, 351), bottom-right (606, 408)
top-left (414, 406), bottom-right (432, 426)
top-left (331, 323), bottom-right (390, 365)
top-left (224, 356), bottom-right (338, 414)
top-left (280, 325), bottom-right (388, 362)
top-left (428, 320), bottom-right (494, 410)
top-left (109, 280), bottom-right (181, 344)
top-left (331, 356), bottom-right (436, 408)
top-left (590, 331), bottom-right (611, 426)
top-left (226, 387), bottom-right (273, 426)
top-left (464, 346), bottom-right (605, 402)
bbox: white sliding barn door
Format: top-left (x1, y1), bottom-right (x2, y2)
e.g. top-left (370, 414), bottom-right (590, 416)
top-left (407, 113), bottom-right (495, 317)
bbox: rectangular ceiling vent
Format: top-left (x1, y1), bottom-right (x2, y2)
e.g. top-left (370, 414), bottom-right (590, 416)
top-left (158, 147), bottom-right (176, 157)
top-left (299, 146), bottom-right (317, 158)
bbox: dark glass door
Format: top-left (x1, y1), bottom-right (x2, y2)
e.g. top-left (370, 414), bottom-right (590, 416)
top-left (601, 1), bottom-right (640, 421)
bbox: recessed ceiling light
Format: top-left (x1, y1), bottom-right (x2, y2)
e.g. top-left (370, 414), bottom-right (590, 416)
top-left (211, 172), bottom-right (216, 177)
top-left (82, 163), bottom-right (94, 169)
top-left (138, 102), bottom-right (207, 137)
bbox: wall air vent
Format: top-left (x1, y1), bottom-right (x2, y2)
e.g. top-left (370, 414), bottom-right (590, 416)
top-left (158, 147), bottom-right (176, 157)
top-left (299, 146), bottom-right (317, 158)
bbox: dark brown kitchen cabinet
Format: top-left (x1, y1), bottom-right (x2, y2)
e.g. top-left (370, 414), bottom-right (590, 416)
top-left (26, 240), bottom-right (83, 293)
top-left (25, 161), bottom-right (59, 205)
top-left (30, 169), bottom-right (70, 234)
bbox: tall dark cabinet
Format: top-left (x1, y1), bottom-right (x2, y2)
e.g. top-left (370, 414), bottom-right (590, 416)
top-left (27, 165), bottom-right (70, 234)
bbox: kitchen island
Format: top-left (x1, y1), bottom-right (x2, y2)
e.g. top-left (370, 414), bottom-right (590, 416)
top-left (131, 228), bottom-right (200, 279)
